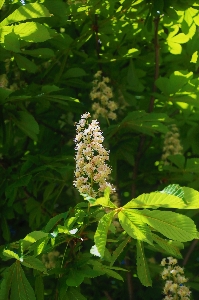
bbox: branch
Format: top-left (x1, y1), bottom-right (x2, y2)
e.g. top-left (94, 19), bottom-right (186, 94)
top-left (183, 239), bottom-right (199, 266)
top-left (149, 16), bottom-right (160, 113)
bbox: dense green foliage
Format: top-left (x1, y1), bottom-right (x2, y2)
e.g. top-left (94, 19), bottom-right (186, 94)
top-left (1, 0), bottom-right (199, 299)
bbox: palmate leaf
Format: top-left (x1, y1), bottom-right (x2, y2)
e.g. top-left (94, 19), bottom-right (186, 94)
top-left (136, 240), bottom-right (152, 287)
top-left (94, 211), bottom-right (115, 257)
top-left (0, 262), bottom-right (36, 300)
top-left (152, 233), bottom-right (183, 258)
top-left (137, 209), bottom-right (197, 242)
top-left (124, 192), bottom-right (186, 209)
top-left (118, 210), bottom-right (153, 245)
top-left (10, 262), bottom-right (36, 300)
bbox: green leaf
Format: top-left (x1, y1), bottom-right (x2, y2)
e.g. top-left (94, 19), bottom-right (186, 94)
top-left (1, 217), bottom-right (10, 242)
top-left (110, 236), bottom-right (130, 266)
top-left (139, 209), bottom-right (197, 242)
top-left (14, 54), bottom-right (38, 73)
top-left (35, 275), bottom-right (44, 300)
top-left (91, 187), bottom-right (117, 208)
top-left (23, 48), bottom-right (55, 58)
top-left (11, 111), bottom-right (39, 140)
top-left (0, 0), bottom-right (5, 10)
top-left (120, 111), bottom-right (170, 136)
top-left (66, 269), bottom-right (85, 287)
top-left (14, 22), bottom-right (51, 42)
top-left (182, 187), bottom-right (199, 209)
top-left (3, 31), bottom-right (20, 52)
top-left (6, 175), bottom-right (32, 206)
top-left (10, 262), bottom-right (36, 300)
top-left (44, 212), bottom-right (67, 233)
top-left (118, 210), bottom-right (153, 244)
top-left (23, 231), bottom-right (49, 250)
top-left (0, 3), bottom-right (50, 26)
top-left (3, 249), bottom-right (20, 260)
top-left (64, 68), bottom-right (87, 78)
top-left (91, 261), bottom-right (124, 281)
top-left (136, 240), bottom-right (152, 287)
top-left (161, 184), bottom-right (185, 199)
top-left (21, 256), bottom-right (46, 272)
top-left (66, 287), bottom-right (86, 300)
top-left (124, 191), bottom-right (185, 209)
top-left (0, 87), bottom-right (12, 104)
top-left (152, 233), bottom-right (183, 258)
top-left (0, 264), bottom-right (15, 299)
top-left (94, 211), bottom-right (115, 257)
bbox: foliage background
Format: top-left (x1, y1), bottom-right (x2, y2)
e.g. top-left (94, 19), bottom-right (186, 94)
top-left (1, 0), bottom-right (199, 299)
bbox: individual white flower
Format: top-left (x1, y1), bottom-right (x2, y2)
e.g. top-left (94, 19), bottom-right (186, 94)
top-left (73, 112), bottom-right (115, 197)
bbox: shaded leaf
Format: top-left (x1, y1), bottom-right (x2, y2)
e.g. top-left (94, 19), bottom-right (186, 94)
top-left (136, 240), bottom-right (152, 287)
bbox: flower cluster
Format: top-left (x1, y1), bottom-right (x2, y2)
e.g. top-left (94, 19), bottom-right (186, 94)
top-left (73, 112), bottom-right (115, 198)
top-left (42, 251), bottom-right (60, 269)
top-left (90, 71), bottom-right (118, 121)
top-left (161, 257), bottom-right (191, 300)
top-left (162, 124), bottom-right (183, 164)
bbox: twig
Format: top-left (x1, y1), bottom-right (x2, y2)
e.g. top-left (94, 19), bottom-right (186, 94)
top-left (125, 258), bottom-right (134, 300)
top-left (149, 16), bottom-right (160, 113)
top-left (183, 239), bottom-right (199, 266)
top-left (103, 290), bottom-right (113, 300)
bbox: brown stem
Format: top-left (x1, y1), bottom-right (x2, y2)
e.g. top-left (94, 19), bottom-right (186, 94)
top-left (103, 290), bottom-right (113, 300)
top-left (149, 17), bottom-right (160, 113)
top-left (125, 258), bottom-right (134, 300)
top-left (131, 135), bottom-right (146, 198)
top-left (183, 239), bottom-right (199, 266)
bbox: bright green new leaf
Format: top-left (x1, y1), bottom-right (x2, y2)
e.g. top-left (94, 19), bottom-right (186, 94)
top-left (118, 210), bottom-right (153, 244)
top-left (94, 211), bottom-right (115, 257)
top-left (23, 231), bottom-right (49, 249)
top-left (22, 256), bottom-right (46, 272)
top-left (3, 249), bottom-right (20, 261)
top-left (182, 187), bottom-right (199, 209)
top-left (0, 0), bottom-right (5, 10)
top-left (91, 187), bottom-right (117, 208)
top-left (152, 233), bottom-right (183, 258)
top-left (136, 240), bottom-right (152, 287)
top-left (139, 209), bottom-right (197, 242)
top-left (123, 192), bottom-right (185, 209)
top-left (0, 3), bottom-right (50, 26)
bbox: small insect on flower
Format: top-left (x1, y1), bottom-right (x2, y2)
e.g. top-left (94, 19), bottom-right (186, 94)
top-left (73, 112), bottom-right (115, 198)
